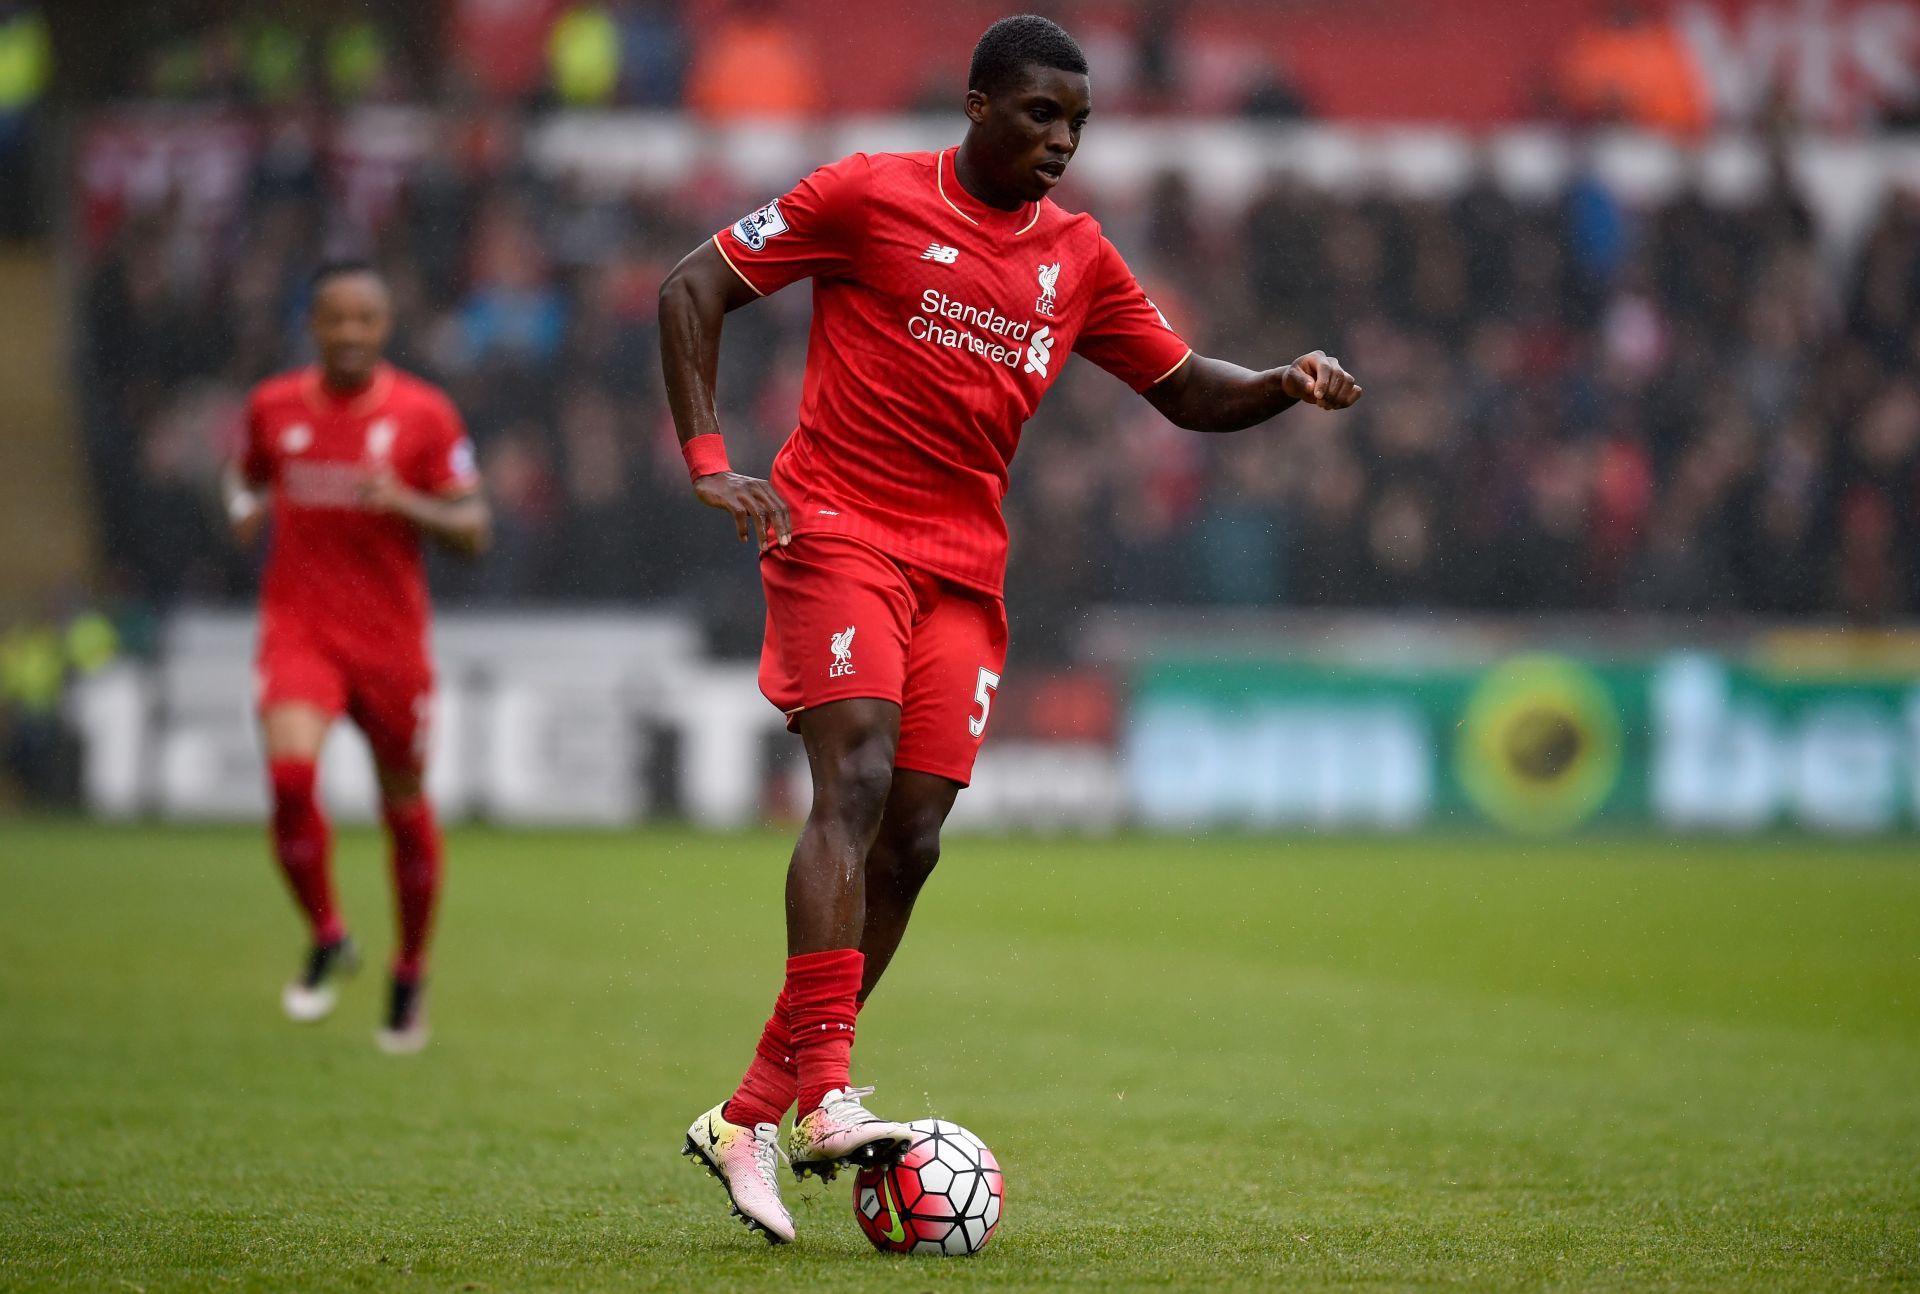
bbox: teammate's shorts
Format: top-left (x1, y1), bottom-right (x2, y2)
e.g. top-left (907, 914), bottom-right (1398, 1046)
top-left (256, 632), bottom-right (433, 774)
top-left (758, 534), bottom-right (1009, 786)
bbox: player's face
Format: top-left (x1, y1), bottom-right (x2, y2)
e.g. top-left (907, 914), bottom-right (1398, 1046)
top-left (969, 65), bottom-right (1091, 203)
top-left (309, 273), bottom-right (392, 389)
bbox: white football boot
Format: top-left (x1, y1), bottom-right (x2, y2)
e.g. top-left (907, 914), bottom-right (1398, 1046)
top-left (374, 977), bottom-right (430, 1055)
top-left (683, 1104), bottom-right (795, 1245)
top-left (281, 936), bottom-right (359, 1023)
top-left (785, 1085), bottom-right (914, 1183)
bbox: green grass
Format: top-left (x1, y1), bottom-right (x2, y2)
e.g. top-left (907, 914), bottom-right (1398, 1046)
top-left (2, 822), bottom-right (1918, 1292)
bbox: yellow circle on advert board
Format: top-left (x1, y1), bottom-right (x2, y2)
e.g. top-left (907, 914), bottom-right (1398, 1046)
top-left (1456, 654), bottom-right (1623, 833)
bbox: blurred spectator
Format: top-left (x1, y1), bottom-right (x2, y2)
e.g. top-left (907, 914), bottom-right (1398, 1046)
top-left (0, 0), bottom-right (49, 238)
top-left (549, 4), bottom-right (620, 106)
top-left (548, 0), bottom-right (687, 108)
top-left (685, 0), bottom-right (819, 121)
top-left (0, 602), bottom-right (118, 806)
top-left (1556, 1), bottom-right (1708, 135)
top-left (1240, 60), bottom-right (1309, 120)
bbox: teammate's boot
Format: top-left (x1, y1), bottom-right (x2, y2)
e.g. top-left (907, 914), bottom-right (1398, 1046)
top-left (785, 1085), bottom-right (914, 1183)
top-left (682, 1103), bottom-right (795, 1245)
top-left (374, 976), bottom-right (430, 1054)
top-left (280, 935), bottom-right (359, 1023)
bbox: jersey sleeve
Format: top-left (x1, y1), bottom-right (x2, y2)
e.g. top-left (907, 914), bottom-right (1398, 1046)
top-left (1072, 236), bottom-right (1193, 392)
top-left (403, 392), bottom-right (481, 496)
top-left (240, 389), bottom-right (275, 485)
top-left (710, 153), bottom-right (870, 296)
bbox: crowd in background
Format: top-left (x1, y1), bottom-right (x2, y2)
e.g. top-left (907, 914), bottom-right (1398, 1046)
top-left (75, 106), bottom-right (1920, 660)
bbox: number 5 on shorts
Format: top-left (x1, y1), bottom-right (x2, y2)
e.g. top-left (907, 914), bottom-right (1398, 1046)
top-left (969, 667), bottom-right (1001, 739)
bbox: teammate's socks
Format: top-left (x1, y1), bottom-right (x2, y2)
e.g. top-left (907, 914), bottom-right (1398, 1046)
top-left (785, 948), bottom-right (865, 1115)
top-left (723, 989), bottom-right (794, 1129)
top-left (382, 796), bottom-right (443, 982)
top-left (268, 758), bottom-right (343, 945)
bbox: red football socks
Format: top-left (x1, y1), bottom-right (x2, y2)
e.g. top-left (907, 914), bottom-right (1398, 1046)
top-left (786, 948), bottom-right (865, 1115)
top-left (723, 988), bottom-right (794, 1129)
top-left (724, 990), bottom-right (873, 1128)
top-left (383, 796), bottom-right (443, 982)
top-left (268, 758), bottom-right (343, 945)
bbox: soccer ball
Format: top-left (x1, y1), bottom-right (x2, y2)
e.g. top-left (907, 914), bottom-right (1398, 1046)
top-left (853, 1119), bottom-right (1003, 1255)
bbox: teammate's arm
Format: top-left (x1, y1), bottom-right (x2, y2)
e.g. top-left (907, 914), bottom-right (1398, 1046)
top-left (222, 460), bottom-right (269, 548)
top-left (361, 474), bottom-right (493, 557)
top-left (658, 241), bottom-right (794, 550)
top-left (1145, 349), bottom-right (1362, 433)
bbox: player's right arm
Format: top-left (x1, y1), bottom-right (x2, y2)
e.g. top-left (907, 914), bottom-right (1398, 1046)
top-left (224, 390), bottom-right (273, 548)
top-left (658, 241), bottom-right (792, 549)
top-left (222, 461), bottom-right (268, 547)
top-left (659, 155), bottom-right (869, 551)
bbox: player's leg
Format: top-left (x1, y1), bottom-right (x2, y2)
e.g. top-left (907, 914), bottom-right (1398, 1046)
top-left (688, 701), bottom-right (908, 1240)
top-left (352, 675), bottom-right (439, 1055)
top-left (777, 698), bottom-right (919, 1177)
top-left (857, 770), bottom-right (962, 1003)
top-left (714, 768), bottom-right (956, 1143)
top-left (689, 539), bottom-right (917, 1240)
top-left (858, 575), bottom-right (1009, 1003)
top-left (259, 646), bottom-right (358, 1022)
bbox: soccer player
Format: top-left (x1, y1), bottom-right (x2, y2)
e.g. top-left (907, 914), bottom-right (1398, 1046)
top-left (223, 260), bottom-right (491, 1055)
top-left (660, 15), bottom-right (1360, 1242)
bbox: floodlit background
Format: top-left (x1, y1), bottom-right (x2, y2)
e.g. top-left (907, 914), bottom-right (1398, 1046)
top-left (3, 5), bottom-right (1919, 1293)
top-left (1, 0), bottom-right (1918, 834)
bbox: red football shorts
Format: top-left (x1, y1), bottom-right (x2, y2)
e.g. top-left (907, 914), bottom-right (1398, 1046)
top-left (256, 630), bottom-right (433, 774)
top-left (759, 535), bottom-right (1009, 786)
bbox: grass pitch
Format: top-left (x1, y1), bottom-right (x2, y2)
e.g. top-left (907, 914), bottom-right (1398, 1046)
top-left (1, 822), bottom-right (1917, 1292)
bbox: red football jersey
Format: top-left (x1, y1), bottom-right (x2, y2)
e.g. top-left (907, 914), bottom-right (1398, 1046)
top-left (712, 148), bottom-right (1192, 596)
top-left (243, 364), bottom-right (478, 664)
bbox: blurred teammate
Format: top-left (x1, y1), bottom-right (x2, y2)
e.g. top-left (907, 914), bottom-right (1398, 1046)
top-left (660, 14), bottom-right (1360, 1243)
top-left (223, 261), bottom-right (491, 1054)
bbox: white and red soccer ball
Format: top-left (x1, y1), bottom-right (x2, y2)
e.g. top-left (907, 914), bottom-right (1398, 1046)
top-left (853, 1119), bottom-right (1003, 1256)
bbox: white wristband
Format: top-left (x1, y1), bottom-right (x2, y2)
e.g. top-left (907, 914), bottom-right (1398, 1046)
top-left (228, 491), bottom-right (262, 525)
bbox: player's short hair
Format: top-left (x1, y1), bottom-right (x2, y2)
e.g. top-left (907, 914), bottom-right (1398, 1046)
top-left (968, 14), bottom-right (1088, 97)
top-left (308, 258), bottom-right (382, 294)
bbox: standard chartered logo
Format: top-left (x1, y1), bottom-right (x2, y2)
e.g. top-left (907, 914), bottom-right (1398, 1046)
top-left (1023, 326), bottom-right (1053, 377)
top-left (907, 286), bottom-right (1052, 380)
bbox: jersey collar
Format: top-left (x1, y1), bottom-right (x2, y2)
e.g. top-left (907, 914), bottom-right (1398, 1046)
top-left (936, 148), bottom-right (1042, 237)
top-left (302, 362), bottom-right (395, 417)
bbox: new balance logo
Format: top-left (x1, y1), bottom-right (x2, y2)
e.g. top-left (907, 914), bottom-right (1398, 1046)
top-left (920, 243), bottom-right (960, 264)
top-left (1022, 325), bottom-right (1054, 378)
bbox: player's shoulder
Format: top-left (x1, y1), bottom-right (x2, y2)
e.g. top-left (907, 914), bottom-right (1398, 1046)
top-left (1035, 200), bottom-right (1111, 259)
top-left (386, 367), bottom-right (461, 420)
top-left (856, 149), bottom-right (943, 193)
top-left (247, 368), bottom-right (310, 417)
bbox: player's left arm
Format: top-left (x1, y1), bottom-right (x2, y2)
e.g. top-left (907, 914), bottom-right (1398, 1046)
top-left (362, 475), bottom-right (493, 557)
top-left (1074, 235), bottom-right (1361, 432)
top-left (361, 400), bottom-right (493, 557)
top-left (1144, 349), bottom-right (1362, 433)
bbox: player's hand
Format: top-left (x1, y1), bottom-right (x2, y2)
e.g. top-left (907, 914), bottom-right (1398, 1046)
top-left (227, 490), bottom-right (267, 547)
top-left (694, 472), bottom-right (793, 551)
top-left (1281, 351), bottom-right (1363, 409)
top-left (359, 468), bottom-right (411, 515)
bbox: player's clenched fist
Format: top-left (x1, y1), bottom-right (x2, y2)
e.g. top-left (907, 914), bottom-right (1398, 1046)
top-left (694, 471), bottom-right (794, 550)
top-left (1281, 350), bottom-right (1363, 409)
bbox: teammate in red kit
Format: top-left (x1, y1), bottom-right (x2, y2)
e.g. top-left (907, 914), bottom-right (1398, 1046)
top-left (661, 15), bottom-right (1361, 1242)
top-left (223, 261), bottom-right (491, 1055)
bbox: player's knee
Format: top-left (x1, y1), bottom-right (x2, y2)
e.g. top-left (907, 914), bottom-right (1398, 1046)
top-left (377, 769), bottom-right (424, 805)
top-left (268, 757), bottom-right (318, 807)
top-left (887, 815), bottom-right (943, 891)
top-left (817, 734), bottom-right (897, 830)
